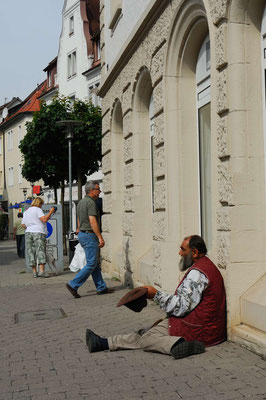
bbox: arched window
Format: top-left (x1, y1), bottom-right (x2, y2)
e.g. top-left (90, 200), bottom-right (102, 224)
top-left (196, 35), bottom-right (212, 249)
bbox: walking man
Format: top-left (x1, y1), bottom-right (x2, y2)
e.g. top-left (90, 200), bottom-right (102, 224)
top-left (66, 181), bottom-right (108, 298)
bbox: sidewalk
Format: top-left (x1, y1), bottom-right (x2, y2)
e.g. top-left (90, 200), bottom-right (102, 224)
top-left (0, 240), bottom-right (265, 400)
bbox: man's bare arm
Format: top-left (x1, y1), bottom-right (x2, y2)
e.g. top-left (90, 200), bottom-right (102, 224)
top-left (89, 216), bottom-right (105, 247)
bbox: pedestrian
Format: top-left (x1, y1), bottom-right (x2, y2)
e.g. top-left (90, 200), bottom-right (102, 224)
top-left (22, 197), bottom-right (56, 278)
top-left (66, 180), bottom-right (108, 298)
top-left (86, 235), bottom-right (226, 360)
top-left (13, 212), bottom-right (25, 257)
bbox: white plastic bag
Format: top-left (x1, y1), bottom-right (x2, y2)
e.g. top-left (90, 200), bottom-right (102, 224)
top-left (69, 243), bottom-right (86, 272)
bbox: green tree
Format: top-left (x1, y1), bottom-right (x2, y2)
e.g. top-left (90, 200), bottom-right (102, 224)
top-left (20, 95), bottom-right (102, 199)
top-left (19, 96), bottom-right (102, 251)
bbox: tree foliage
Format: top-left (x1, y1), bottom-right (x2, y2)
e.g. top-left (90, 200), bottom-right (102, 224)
top-left (19, 96), bottom-right (102, 194)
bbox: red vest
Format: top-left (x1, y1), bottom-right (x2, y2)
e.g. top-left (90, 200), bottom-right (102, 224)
top-left (168, 256), bottom-right (226, 346)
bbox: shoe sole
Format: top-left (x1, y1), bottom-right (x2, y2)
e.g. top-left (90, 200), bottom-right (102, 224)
top-left (86, 329), bottom-right (96, 353)
top-left (171, 340), bottom-right (205, 359)
top-left (66, 283), bottom-right (81, 298)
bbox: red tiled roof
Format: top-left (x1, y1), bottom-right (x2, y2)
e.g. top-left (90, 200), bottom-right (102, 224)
top-left (0, 81), bottom-right (47, 128)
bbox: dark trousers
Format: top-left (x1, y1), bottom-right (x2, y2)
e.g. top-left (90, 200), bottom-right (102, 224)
top-left (16, 235), bottom-right (25, 258)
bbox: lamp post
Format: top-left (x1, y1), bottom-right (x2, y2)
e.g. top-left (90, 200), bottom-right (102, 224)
top-left (56, 120), bottom-right (84, 235)
top-left (21, 188), bottom-right (27, 201)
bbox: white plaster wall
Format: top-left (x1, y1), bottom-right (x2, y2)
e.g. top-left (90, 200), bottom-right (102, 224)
top-left (104, 0), bottom-right (151, 69)
top-left (58, 0), bottom-right (90, 100)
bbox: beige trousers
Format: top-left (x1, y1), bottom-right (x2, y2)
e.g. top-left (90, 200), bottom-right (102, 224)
top-left (108, 318), bottom-right (181, 355)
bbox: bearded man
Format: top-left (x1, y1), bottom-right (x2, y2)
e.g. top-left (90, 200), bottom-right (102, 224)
top-left (85, 235), bottom-right (226, 360)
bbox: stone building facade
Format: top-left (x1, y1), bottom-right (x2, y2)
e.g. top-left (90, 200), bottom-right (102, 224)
top-left (99, 0), bottom-right (266, 356)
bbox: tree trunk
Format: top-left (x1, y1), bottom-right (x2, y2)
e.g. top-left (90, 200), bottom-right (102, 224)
top-left (60, 182), bottom-right (67, 256)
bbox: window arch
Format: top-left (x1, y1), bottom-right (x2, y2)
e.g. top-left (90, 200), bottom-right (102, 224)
top-left (132, 67), bottom-right (153, 266)
top-left (164, 0), bottom-right (210, 249)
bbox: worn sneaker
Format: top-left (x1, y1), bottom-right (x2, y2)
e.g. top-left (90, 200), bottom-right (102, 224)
top-left (170, 340), bottom-right (205, 359)
top-left (33, 272), bottom-right (38, 278)
top-left (38, 272), bottom-right (50, 278)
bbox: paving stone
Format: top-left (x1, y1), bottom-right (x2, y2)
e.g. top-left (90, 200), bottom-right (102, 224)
top-left (0, 240), bottom-right (266, 400)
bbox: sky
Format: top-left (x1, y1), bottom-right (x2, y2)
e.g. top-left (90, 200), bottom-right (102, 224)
top-left (0, 0), bottom-right (64, 105)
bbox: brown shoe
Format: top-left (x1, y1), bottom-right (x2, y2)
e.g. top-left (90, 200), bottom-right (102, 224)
top-left (66, 283), bottom-right (81, 298)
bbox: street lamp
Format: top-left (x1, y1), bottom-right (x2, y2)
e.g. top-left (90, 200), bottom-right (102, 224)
top-left (56, 120), bottom-right (84, 235)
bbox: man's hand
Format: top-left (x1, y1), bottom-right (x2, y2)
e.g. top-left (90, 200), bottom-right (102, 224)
top-left (98, 237), bottom-right (105, 248)
top-left (143, 285), bottom-right (157, 299)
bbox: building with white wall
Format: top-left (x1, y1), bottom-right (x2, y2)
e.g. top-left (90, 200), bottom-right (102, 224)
top-left (99, 0), bottom-right (266, 357)
top-left (0, 84), bottom-right (46, 235)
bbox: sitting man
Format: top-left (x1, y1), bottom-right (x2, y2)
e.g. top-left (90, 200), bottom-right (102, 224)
top-left (86, 235), bottom-right (226, 359)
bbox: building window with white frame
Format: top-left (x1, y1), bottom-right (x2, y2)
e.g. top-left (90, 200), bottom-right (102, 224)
top-left (18, 163), bottom-right (22, 184)
top-left (7, 130), bottom-right (13, 150)
top-left (69, 15), bottom-right (74, 35)
top-left (8, 167), bottom-right (14, 186)
top-left (67, 51), bottom-right (77, 79)
top-left (196, 35), bottom-right (212, 249)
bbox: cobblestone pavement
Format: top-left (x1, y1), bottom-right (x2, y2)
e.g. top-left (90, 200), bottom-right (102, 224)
top-left (0, 240), bottom-right (265, 400)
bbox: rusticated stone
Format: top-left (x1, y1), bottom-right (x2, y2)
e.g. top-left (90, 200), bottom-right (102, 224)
top-left (124, 162), bottom-right (133, 187)
top-left (102, 213), bottom-right (111, 233)
top-left (101, 232), bottom-right (111, 262)
top-left (103, 173), bottom-right (111, 194)
top-left (151, 43), bottom-right (166, 85)
top-left (124, 135), bottom-right (133, 163)
top-left (102, 152), bottom-right (111, 174)
top-left (153, 212), bottom-right (166, 241)
top-left (122, 85), bottom-right (133, 114)
top-left (122, 213), bottom-right (134, 236)
top-left (102, 193), bottom-right (112, 213)
top-left (217, 208), bottom-right (231, 231)
top-left (153, 112), bottom-right (164, 146)
top-left (154, 181), bottom-right (166, 211)
top-left (217, 115), bottom-right (229, 158)
top-left (123, 111), bottom-right (133, 137)
top-left (102, 111), bottom-right (111, 135)
top-left (123, 236), bottom-right (135, 276)
top-left (217, 231), bottom-right (230, 269)
top-left (217, 70), bottom-right (228, 115)
top-left (209, 0), bottom-right (229, 25)
top-left (153, 242), bottom-right (162, 287)
top-left (153, 80), bottom-right (164, 116)
top-left (102, 131), bottom-right (111, 156)
top-left (124, 187), bottom-right (134, 212)
top-left (218, 162), bottom-right (233, 205)
top-left (215, 23), bottom-right (227, 70)
top-left (154, 145), bottom-right (165, 178)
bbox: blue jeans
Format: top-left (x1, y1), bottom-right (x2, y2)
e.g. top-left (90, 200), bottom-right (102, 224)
top-left (69, 232), bottom-right (106, 292)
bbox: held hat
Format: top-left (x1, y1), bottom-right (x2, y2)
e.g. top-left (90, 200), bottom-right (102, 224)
top-left (117, 287), bottom-right (148, 312)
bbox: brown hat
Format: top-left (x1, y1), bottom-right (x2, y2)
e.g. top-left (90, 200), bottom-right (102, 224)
top-left (117, 287), bottom-right (148, 312)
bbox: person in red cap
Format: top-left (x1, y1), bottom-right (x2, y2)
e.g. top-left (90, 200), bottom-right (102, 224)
top-left (86, 235), bottom-right (226, 359)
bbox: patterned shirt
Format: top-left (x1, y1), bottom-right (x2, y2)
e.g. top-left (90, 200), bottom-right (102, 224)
top-left (154, 269), bottom-right (209, 317)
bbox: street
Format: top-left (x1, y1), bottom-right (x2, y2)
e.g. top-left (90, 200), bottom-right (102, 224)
top-left (0, 240), bottom-right (265, 400)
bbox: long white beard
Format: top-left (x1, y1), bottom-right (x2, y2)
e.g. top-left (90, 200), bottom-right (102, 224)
top-left (179, 252), bottom-right (194, 271)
